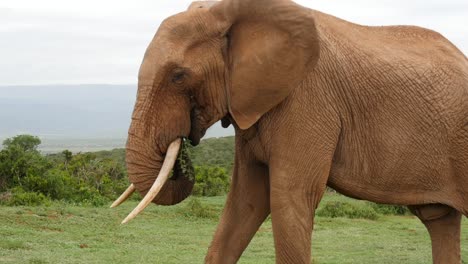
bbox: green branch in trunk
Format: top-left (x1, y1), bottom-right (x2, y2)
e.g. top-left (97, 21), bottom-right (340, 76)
top-left (174, 138), bottom-right (195, 182)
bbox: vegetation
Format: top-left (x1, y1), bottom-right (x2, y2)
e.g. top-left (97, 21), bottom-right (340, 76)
top-left (190, 136), bottom-right (235, 173)
top-left (192, 166), bottom-right (230, 197)
top-left (0, 135), bottom-right (232, 206)
top-left (317, 201), bottom-right (379, 220)
top-left (0, 135), bottom-right (50, 192)
top-left (0, 135), bottom-right (129, 206)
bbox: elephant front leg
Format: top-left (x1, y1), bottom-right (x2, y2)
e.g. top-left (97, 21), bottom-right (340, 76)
top-left (269, 159), bottom-right (331, 263)
top-left (205, 159), bottom-right (270, 264)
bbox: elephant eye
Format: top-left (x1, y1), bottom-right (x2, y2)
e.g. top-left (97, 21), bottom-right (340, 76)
top-left (171, 71), bottom-right (186, 84)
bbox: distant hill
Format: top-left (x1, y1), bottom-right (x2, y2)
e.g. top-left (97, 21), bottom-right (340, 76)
top-left (191, 136), bottom-right (235, 172)
top-left (0, 84), bottom-right (233, 151)
top-left (0, 84), bottom-right (136, 138)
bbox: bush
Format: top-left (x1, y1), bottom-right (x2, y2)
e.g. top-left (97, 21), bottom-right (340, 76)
top-left (371, 203), bottom-right (410, 215)
top-left (81, 195), bottom-right (109, 207)
top-left (1, 187), bottom-right (50, 206)
top-left (0, 136), bottom-right (51, 191)
top-left (74, 184), bottom-right (107, 206)
top-left (192, 166), bottom-right (230, 197)
top-left (22, 169), bottom-right (73, 200)
top-left (317, 201), bottom-right (379, 220)
top-left (178, 198), bottom-right (218, 219)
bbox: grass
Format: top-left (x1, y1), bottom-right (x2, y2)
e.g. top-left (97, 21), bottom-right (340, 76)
top-left (0, 194), bottom-right (466, 263)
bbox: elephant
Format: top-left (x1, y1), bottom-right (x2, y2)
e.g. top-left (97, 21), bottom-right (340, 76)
top-left (111, 0), bottom-right (468, 263)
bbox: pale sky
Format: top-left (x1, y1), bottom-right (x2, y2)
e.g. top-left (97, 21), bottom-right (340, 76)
top-left (0, 0), bottom-right (467, 85)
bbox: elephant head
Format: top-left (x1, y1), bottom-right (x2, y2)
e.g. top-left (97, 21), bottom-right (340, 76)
top-left (114, 0), bottom-right (320, 222)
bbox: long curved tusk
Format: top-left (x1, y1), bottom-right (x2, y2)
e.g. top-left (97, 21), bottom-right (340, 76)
top-left (121, 138), bottom-right (181, 224)
top-left (110, 184), bottom-right (136, 208)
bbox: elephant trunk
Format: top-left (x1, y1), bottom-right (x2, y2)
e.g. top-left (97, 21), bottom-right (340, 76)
top-left (125, 121), bottom-right (194, 206)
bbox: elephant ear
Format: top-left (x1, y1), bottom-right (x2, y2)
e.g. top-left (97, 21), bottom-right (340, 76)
top-left (211, 0), bottom-right (319, 129)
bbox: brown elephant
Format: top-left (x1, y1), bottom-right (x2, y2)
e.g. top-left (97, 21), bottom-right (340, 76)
top-left (111, 0), bottom-right (468, 263)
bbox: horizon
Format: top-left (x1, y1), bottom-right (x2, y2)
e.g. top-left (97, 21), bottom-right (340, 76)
top-left (0, 84), bottom-right (234, 146)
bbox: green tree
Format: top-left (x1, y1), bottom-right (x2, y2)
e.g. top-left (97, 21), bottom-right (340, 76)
top-left (0, 135), bottom-right (49, 190)
top-left (62, 150), bottom-right (73, 167)
top-left (3, 135), bottom-right (41, 152)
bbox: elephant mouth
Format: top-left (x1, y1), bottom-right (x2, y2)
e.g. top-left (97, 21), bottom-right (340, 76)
top-left (151, 138), bottom-right (195, 205)
top-left (189, 128), bottom-right (206, 146)
top-left (188, 107), bottom-right (207, 146)
top-left (114, 138), bottom-right (195, 223)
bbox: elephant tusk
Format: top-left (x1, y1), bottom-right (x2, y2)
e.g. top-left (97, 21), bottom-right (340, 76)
top-left (121, 138), bottom-right (181, 224)
top-left (110, 184), bottom-right (136, 208)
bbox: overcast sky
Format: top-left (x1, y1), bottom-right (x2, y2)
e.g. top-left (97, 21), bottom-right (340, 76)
top-left (0, 0), bottom-right (467, 86)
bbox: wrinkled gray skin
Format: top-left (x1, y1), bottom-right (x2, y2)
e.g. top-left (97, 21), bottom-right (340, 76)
top-left (125, 0), bottom-right (468, 263)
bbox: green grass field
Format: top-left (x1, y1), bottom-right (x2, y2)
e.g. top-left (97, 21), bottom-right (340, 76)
top-left (0, 194), bottom-right (466, 264)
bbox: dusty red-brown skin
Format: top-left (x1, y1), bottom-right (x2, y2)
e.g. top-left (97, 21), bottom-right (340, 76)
top-left (126, 0), bottom-right (468, 263)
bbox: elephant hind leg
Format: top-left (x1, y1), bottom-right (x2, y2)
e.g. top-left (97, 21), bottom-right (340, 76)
top-left (408, 204), bottom-right (462, 264)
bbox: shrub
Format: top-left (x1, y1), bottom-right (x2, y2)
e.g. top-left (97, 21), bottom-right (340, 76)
top-left (179, 198), bottom-right (218, 219)
top-left (75, 184), bottom-right (105, 205)
top-left (192, 166), bottom-right (230, 197)
top-left (0, 138), bottom-right (51, 191)
top-left (82, 195), bottom-right (109, 207)
top-left (2, 187), bottom-right (50, 206)
top-left (22, 169), bottom-right (73, 200)
top-left (371, 203), bottom-right (410, 215)
top-left (317, 201), bottom-right (379, 220)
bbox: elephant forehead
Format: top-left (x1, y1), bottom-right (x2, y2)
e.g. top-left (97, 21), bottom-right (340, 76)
top-left (138, 23), bottom-right (188, 85)
top-left (139, 10), bottom-right (223, 85)
top-left (138, 41), bottom-right (174, 86)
